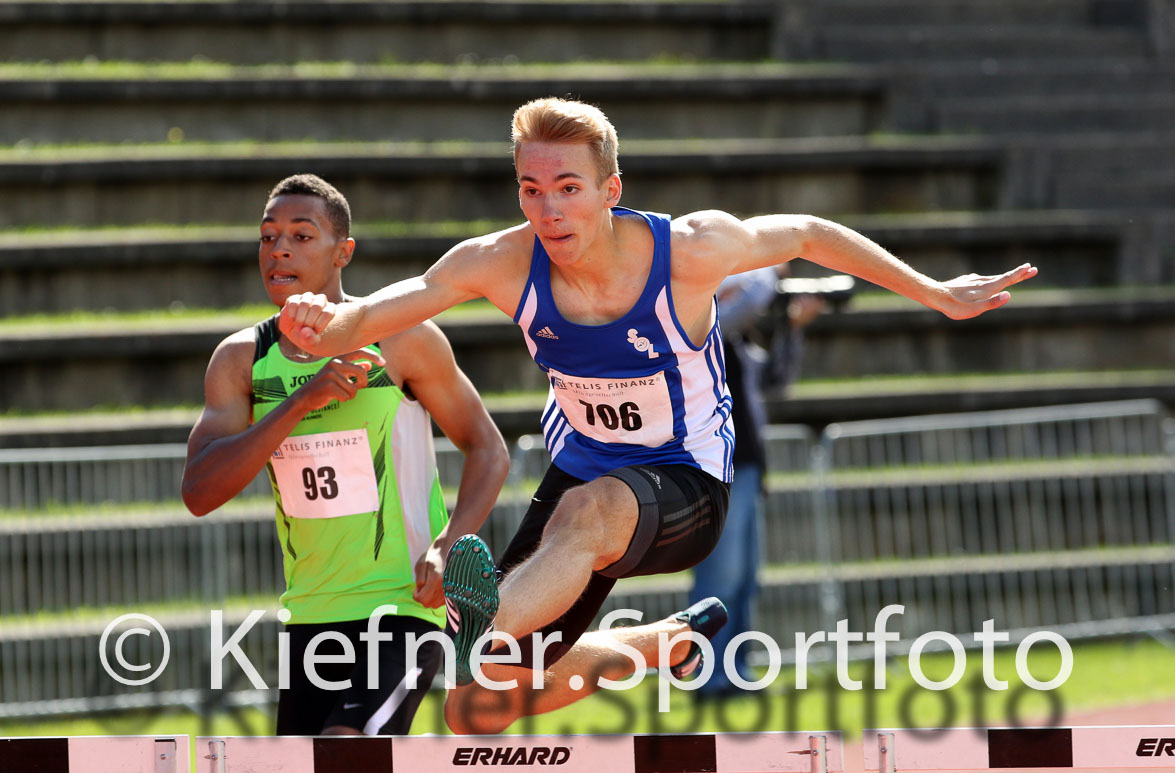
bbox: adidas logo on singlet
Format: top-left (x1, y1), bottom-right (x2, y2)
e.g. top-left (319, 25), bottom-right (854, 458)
top-left (536, 326), bottom-right (559, 340)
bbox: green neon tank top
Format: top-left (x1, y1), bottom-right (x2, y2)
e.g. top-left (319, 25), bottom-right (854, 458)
top-left (251, 315), bottom-right (447, 626)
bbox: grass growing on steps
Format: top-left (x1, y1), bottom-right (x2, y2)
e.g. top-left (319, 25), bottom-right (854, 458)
top-left (3, 368), bottom-right (1175, 422)
top-left (6, 285), bottom-right (1175, 332)
top-left (0, 59), bottom-right (846, 81)
top-left (0, 218), bottom-right (515, 239)
top-left (0, 299), bottom-right (506, 333)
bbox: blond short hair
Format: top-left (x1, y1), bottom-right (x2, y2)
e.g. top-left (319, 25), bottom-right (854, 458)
top-left (512, 97), bottom-right (620, 183)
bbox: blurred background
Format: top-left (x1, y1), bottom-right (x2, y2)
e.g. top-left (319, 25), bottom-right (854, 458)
top-left (0, 0), bottom-right (1173, 740)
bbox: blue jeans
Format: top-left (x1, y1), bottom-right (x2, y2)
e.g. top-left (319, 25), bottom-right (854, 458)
top-left (688, 461), bottom-right (762, 694)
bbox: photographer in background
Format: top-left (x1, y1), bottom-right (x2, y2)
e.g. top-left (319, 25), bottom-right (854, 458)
top-left (688, 265), bottom-right (838, 699)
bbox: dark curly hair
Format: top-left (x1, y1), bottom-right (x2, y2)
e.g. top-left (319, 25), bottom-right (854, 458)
top-left (267, 174), bottom-right (351, 238)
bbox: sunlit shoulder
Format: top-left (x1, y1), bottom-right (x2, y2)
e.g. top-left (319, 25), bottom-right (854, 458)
top-left (669, 209), bottom-right (751, 286)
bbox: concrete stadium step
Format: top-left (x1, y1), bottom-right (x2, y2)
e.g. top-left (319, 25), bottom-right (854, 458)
top-left (800, 288), bottom-right (1175, 380)
top-left (1029, 134), bottom-right (1175, 210)
top-left (893, 59), bottom-right (1175, 102)
top-left (935, 94), bottom-right (1175, 135)
top-left (775, 370), bottom-right (1175, 427)
top-left (0, 62), bottom-right (885, 145)
top-left (2, 289), bottom-right (1173, 413)
top-left (1059, 173), bottom-right (1175, 210)
top-left (1033, 132), bottom-right (1175, 174)
top-left (991, 133), bottom-right (1175, 219)
top-left (0, 224), bottom-right (476, 317)
top-left (831, 211), bottom-right (1125, 287)
top-left (4, 368), bottom-right (1174, 449)
top-left (0, 211), bottom-right (1124, 317)
top-left (1047, 137), bottom-right (1175, 209)
top-left (884, 59), bottom-right (1175, 131)
top-left (811, 25), bottom-right (1144, 64)
top-left (1049, 149), bottom-right (1175, 213)
top-left (0, 137), bottom-right (1004, 229)
top-left (0, 409), bottom-right (206, 450)
top-left (0, 315), bottom-right (538, 414)
top-left (0, 0), bottom-right (775, 64)
top-left (788, 0), bottom-right (1144, 27)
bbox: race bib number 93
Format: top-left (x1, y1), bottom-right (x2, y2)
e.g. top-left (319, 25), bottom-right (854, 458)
top-left (271, 428), bottom-right (380, 518)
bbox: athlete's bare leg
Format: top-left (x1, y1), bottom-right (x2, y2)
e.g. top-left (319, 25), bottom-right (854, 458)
top-left (492, 476), bottom-right (638, 641)
top-left (444, 615), bottom-right (692, 735)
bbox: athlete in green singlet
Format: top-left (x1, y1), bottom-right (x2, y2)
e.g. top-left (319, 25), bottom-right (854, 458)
top-left (182, 174), bottom-right (510, 735)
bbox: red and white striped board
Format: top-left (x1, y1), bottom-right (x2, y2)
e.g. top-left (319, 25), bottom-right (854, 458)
top-left (865, 726), bottom-right (1175, 771)
top-left (0, 736), bottom-right (186, 773)
top-left (199, 732), bottom-right (844, 773)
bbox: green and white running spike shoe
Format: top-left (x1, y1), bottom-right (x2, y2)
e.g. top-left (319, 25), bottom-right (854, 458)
top-left (442, 534), bottom-right (500, 686)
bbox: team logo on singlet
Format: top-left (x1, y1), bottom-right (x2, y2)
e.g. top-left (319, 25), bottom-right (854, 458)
top-left (627, 328), bottom-right (659, 359)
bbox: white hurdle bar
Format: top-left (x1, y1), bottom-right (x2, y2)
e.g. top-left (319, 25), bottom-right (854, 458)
top-left (200, 731), bottom-right (844, 773)
top-left (866, 726), bottom-right (1175, 771)
top-left (0, 735), bottom-right (187, 773)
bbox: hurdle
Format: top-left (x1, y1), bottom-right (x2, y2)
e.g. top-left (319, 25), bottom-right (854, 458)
top-left (0, 735), bottom-right (188, 772)
top-left (865, 726), bottom-right (1175, 771)
top-left (199, 731), bottom-right (844, 773)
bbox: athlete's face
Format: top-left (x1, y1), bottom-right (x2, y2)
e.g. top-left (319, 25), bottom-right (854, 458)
top-left (258, 194), bottom-right (353, 306)
top-left (516, 141), bottom-right (621, 267)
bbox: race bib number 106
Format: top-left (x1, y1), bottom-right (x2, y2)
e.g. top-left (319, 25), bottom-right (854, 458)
top-left (271, 428), bottom-right (380, 518)
top-left (549, 368), bottom-right (674, 447)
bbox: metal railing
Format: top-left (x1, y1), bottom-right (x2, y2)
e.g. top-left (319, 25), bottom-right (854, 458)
top-left (0, 444), bottom-right (271, 510)
top-left (0, 400), bottom-right (1171, 719)
top-left (802, 399), bottom-right (1175, 646)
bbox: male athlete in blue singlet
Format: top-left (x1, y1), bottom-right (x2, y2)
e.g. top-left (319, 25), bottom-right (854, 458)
top-left (279, 97), bottom-right (1038, 733)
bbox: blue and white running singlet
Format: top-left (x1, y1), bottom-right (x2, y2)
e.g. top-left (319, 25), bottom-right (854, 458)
top-left (513, 207), bottom-right (734, 483)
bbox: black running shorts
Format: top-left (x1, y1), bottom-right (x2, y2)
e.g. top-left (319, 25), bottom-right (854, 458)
top-left (496, 463), bottom-right (729, 669)
top-left (276, 614), bottom-right (443, 735)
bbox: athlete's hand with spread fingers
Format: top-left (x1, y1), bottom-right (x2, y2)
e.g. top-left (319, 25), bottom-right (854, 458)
top-left (413, 537), bottom-right (448, 608)
top-left (279, 292), bottom-right (337, 353)
top-left (934, 263), bottom-right (1038, 320)
top-left (294, 348), bottom-right (385, 412)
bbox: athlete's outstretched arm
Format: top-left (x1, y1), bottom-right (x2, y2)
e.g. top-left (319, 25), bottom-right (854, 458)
top-left (392, 322), bottom-right (511, 608)
top-left (278, 234), bottom-right (518, 357)
top-left (683, 211), bottom-right (1037, 320)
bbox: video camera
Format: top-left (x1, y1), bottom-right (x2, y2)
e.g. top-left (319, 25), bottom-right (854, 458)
top-left (774, 274), bottom-right (856, 311)
top-left (759, 274), bottom-right (857, 389)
